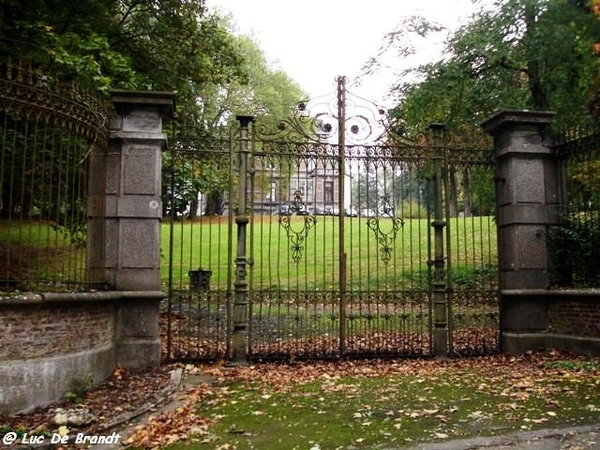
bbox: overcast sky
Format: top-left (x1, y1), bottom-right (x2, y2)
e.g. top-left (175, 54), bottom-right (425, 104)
top-left (206, 0), bottom-right (485, 106)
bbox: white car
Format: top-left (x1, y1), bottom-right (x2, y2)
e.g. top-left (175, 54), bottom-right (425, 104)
top-left (344, 207), bottom-right (359, 217)
top-left (360, 208), bottom-right (376, 217)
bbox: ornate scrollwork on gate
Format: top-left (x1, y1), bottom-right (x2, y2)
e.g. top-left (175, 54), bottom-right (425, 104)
top-left (254, 77), bottom-right (389, 147)
top-left (278, 190), bottom-right (317, 263)
top-left (366, 216), bottom-right (404, 264)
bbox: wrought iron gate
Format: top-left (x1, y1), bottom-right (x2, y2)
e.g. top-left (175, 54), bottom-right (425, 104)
top-left (162, 77), bottom-right (499, 362)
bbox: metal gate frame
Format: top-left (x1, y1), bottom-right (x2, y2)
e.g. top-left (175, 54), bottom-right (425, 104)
top-left (164, 76), bottom-right (499, 362)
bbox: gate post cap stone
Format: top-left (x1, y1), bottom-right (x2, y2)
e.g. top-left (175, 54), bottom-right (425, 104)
top-left (236, 115), bottom-right (255, 127)
top-left (429, 123), bottom-right (446, 131)
top-left (481, 109), bottom-right (555, 135)
top-left (110, 90), bottom-right (176, 120)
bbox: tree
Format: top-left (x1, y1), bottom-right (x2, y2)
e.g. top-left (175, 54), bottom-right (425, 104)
top-left (352, 162), bottom-right (380, 211)
top-left (384, 0), bottom-right (600, 132)
top-left (1, 1), bottom-right (307, 219)
top-left (169, 27), bottom-right (306, 217)
top-left (1, 0), bottom-right (247, 105)
top-left (360, 0), bottom-right (600, 218)
top-left (590, 0), bottom-right (600, 116)
top-left (188, 32), bottom-right (305, 134)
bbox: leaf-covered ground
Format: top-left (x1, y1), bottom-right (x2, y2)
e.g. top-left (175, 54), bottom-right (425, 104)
top-left (2, 351), bottom-right (600, 450)
top-left (172, 351), bottom-right (600, 450)
top-left (0, 366), bottom-right (175, 448)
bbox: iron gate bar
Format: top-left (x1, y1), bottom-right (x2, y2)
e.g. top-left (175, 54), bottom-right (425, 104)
top-left (444, 132), bottom-right (454, 355)
top-left (165, 122), bottom-right (176, 360)
top-left (337, 76), bottom-right (347, 356)
top-left (226, 129), bottom-right (236, 360)
top-left (247, 125), bottom-right (255, 360)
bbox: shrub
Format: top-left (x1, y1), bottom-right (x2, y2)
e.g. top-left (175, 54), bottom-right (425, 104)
top-left (397, 200), bottom-right (428, 219)
top-left (548, 214), bottom-right (600, 287)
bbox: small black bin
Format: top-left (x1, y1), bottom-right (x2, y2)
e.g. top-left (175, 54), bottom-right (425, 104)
top-left (188, 269), bottom-right (212, 291)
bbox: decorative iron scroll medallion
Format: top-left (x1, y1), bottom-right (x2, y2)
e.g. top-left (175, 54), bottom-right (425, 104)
top-left (367, 216), bottom-right (404, 264)
top-left (278, 190), bottom-right (317, 263)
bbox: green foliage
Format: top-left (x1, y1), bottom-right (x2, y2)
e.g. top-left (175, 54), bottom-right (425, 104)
top-left (544, 359), bottom-right (598, 371)
top-left (0, 425), bottom-right (28, 438)
top-left (450, 265), bottom-right (498, 290)
top-left (1, 0), bottom-right (247, 100)
top-left (374, 0), bottom-right (599, 236)
top-left (0, 116), bottom-right (90, 249)
top-left (2, 0), bottom-right (305, 223)
top-left (163, 22), bottom-right (305, 217)
top-left (548, 214), bottom-right (600, 287)
top-left (468, 167), bottom-right (496, 216)
top-left (44, 31), bottom-right (143, 92)
top-left (62, 391), bottom-right (84, 404)
top-left (352, 163), bottom-right (383, 210)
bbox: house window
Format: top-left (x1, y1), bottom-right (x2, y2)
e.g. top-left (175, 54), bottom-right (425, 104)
top-left (307, 180), bottom-right (314, 199)
top-left (297, 180), bottom-right (314, 198)
top-left (324, 181), bottom-right (334, 203)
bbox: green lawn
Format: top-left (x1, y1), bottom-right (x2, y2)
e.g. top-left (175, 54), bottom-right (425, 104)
top-left (0, 214), bottom-right (497, 293)
top-left (162, 215), bottom-right (497, 292)
top-left (0, 221), bottom-right (86, 290)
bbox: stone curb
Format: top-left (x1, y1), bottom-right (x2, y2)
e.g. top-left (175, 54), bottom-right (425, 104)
top-left (399, 423), bottom-right (600, 450)
top-left (85, 367), bottom-right (184, 450)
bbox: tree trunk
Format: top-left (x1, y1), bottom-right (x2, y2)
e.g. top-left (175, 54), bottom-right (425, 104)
top-left (204, 190), bottom-right (224, 216)
top-left (188, 194), bottom-right (199, 220)
top-left (462, 169), bottom-right (472, 217)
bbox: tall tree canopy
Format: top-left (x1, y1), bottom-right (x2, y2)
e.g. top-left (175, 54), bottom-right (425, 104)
top-left (368, 0), bottom-right (600, 134)
top-left (171, 29), bottom-right (307, 217)
top-left (358, 0), bottom-right (600, 218)
top-left (0, 0), bottom-right (248, 133)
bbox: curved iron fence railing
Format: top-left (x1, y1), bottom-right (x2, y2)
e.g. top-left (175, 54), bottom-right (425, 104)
top-left (0, 62), bottom-right (110, 292)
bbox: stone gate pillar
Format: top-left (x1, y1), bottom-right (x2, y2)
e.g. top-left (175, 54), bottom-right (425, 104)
top-left (105, 90), bottom-right (175, 291)
top-left (88, 90), bottom-right (175, 367)
top-left (482, 109), bottom-right (558, 352)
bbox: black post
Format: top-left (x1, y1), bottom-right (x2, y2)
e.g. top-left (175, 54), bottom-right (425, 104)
top-left (229, 114), bottom-right (254, 365)
top-left (430, 123), bottom-right (448, 358)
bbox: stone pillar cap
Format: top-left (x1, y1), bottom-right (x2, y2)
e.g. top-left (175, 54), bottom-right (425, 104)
top-left (110, 90), bottom-right (177, 120)
top-left (481, 109), bottom-right (555, 135)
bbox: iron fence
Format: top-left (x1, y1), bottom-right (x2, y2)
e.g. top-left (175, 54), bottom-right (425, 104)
top-left (0, 62), bottom-right (109, 293)
top-left (552, 127), bottom-right (600, 287)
